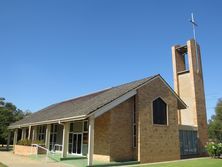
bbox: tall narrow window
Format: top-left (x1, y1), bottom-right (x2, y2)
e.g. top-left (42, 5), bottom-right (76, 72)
top-left (83, 120), bottom-right (88, 145)
top-left (38, 125), bottom-right (46, 141)
top-left (133, 97), bottom-right (136, 148)
top-left (25, 128), bottom-right (29, 139)
top-left (183, 52), bottom-right (190, 71)
top-left (50, 124), bottom-right (58, 151)
top-left (153, 97), bottom-right (167, 125)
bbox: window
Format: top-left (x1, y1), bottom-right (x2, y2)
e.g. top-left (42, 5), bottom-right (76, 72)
top-left (68, 120), bottom-right (88, 155)
top-left (176, 45), bottom-right (190, 73)
top-left (133, 97), bottom-right (136, 148)
top-left (153, 97), bottom-right (167, 125)
top-left (83, 120), bottom-right (88, 145)
top-left (73, 121), bottom-right (82, 132)
top-left (38, 125), bottom-right (46, 141)
top-left (70, 123), bottom-right (74, 132)
top-left (179, 130), bottom-right (198, 156)
top-left (183, 52), bottom-right (190, 71)
top-left (50, 124), bottom-right (58, 151)
top-left (83, 121), bottom-right (88, 132)
top-left (25, 128), bottom-right (29, 139)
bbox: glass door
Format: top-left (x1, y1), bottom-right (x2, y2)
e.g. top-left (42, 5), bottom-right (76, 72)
top-left (69, 133), bottom-right (82, 154)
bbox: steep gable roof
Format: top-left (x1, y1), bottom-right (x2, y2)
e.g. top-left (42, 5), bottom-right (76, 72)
top-left (9, 74), bottom-right (186, 128)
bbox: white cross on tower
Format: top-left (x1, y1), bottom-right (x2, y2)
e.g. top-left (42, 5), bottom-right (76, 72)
top-left (190, 13), bottom-right (200, 73)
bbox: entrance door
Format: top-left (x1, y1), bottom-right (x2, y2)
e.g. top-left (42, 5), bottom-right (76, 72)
top-left (70, 133), bottom-right (82, 154)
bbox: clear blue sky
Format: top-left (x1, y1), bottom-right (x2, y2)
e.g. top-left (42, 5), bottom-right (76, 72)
top-left (0, 0), bottom-right (221, 120)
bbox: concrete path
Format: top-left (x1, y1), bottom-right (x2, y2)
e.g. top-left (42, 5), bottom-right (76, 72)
top-left (0, 151), bottom-right (68, 167)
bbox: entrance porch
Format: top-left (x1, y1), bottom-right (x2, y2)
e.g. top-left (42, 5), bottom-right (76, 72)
top-left (10, 116), bottom-right (95, 166)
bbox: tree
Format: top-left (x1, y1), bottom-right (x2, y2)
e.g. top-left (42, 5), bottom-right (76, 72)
top-left (0, 98), bottom-right (31, 146)
top-left (208, 98), bottom-right (222, 142)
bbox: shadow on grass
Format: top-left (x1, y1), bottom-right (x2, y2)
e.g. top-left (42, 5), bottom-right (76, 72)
top-left (0, 162), bottom-right (8, 167)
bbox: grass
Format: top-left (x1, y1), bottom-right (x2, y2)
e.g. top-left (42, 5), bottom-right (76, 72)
top-left (29, 153), bottom-right (138, 167)
top-left (27, 154), bottom-right (222, 167)
top-left (0, 162), bottom-right (7, 167)
top-left (134, 158), bottom-right (222, 167)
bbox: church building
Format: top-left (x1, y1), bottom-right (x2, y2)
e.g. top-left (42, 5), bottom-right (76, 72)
top-left (8, 39), bottom-right (208, 166)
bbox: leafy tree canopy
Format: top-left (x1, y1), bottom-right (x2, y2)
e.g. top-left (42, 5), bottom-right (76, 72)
top-left (208, 98), bottom-right (222, 142)
top-left (0, 97), bottom-right (31, 145)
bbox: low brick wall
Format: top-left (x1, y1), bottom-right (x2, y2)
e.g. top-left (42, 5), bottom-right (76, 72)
top-left (14, 145), bottom-right (37, 155)
top-left (14, 145), bottom-right (46, 156)
top-left (94, 154), bottom-right (110, 162)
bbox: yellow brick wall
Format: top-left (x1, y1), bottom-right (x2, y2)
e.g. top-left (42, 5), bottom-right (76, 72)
top-left (94, 111), bottom-right (111, 157)
top-left (94, 98), bottom-right (135, 162)
top-left (137, 77), bottom-right (180, 163)
top-left (94, 77), bottom-right (181, 163)
top-left (109, 97), bottom-right (134, 161)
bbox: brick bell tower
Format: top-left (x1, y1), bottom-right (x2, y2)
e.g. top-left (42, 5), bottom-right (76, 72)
top-left (172, 39), bottom-right (208, 155)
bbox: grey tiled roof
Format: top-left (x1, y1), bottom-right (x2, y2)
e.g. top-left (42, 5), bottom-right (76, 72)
top-left (10, 75), bottom-right (158, 127)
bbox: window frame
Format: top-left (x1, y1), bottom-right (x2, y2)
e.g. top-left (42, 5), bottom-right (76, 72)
top-left (151, 96), bottom-right (169, 126)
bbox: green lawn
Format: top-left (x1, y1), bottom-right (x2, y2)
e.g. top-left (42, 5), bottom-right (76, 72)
top-left (0, 162), bottom-right (7, 167)
top-left (26, 154), bottom-right (222, 167)
top-left (135, 158), bottom-right (222, 167)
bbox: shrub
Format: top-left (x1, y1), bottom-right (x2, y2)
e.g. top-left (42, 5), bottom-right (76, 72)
top-left (32, 140), bottom-right (45, 146)
top-left (17, 139), bottom-right (32, 146)
top-left (205, 142), bottom-right (222, 158)
top-left (17, 139), bottom-right (45, 146)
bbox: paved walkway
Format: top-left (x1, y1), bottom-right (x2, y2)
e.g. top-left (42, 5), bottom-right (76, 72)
top-left (0, 151), bottom-right (68, 167)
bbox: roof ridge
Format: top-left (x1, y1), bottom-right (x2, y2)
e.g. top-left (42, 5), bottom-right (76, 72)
top-left (34, 87), bottom-right (112, 114)
top-left (42, 75), bottom-right (159, 111)
top-left (59, 87), bottom-right (111, 104)
top-left (110, 74), bottom-right (159, 89)
top-left (79, 74), bottom-right (159, 114)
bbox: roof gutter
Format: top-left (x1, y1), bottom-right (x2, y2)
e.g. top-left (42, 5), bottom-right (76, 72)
top-left (8, 115), bottom-right (86, 129)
